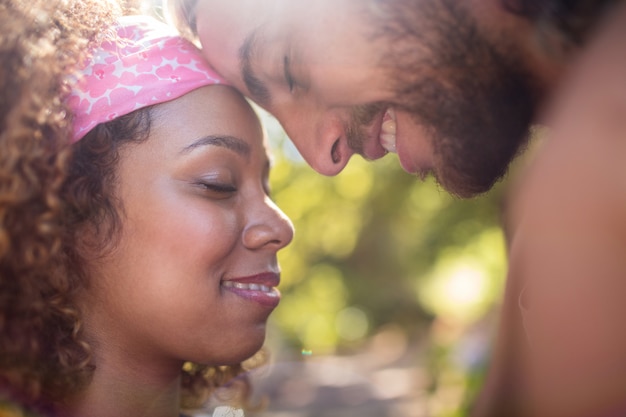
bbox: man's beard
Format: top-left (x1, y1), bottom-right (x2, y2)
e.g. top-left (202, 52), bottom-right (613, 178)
top-left (375, 0), bottom-right (541, 197)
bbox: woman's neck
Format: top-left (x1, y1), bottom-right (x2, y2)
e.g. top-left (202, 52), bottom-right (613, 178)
top-left (62, 344), bottom-right (184, 417)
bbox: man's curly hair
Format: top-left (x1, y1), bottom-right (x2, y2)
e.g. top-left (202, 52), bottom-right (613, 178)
top-left (0, 0), bottom-right (256, 415)
top-left (502, 0), bottom-right (621, 46)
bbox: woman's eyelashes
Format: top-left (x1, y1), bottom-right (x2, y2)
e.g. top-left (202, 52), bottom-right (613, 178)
top-left (192, 164), bottom-right (272, 199)
top-left (196, 180), bottom-right (237, 197)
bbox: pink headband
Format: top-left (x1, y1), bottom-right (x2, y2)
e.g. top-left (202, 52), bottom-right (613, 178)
top-left (67, 15), bottom-right (227, 142)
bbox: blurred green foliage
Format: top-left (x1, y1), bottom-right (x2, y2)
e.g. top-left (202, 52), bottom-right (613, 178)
top-left (263, 112), bottom-right (508, 355)
top-left (260, 110), bottom-right (515, 415)
top-left (260, 111), bottom-right (512, 414)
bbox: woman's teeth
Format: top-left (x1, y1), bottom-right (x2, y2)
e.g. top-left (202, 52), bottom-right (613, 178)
top-left (222, 280), bottom-right (277, 295)
top-left (380, 108), bottom-right (397, 153)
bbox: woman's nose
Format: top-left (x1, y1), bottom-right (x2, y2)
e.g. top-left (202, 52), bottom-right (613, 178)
top-left (242, 198), bottom-right (294, 251)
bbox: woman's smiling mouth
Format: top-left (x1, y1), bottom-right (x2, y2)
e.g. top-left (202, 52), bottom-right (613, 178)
top-left (221, 272), bottom-right (281, 307)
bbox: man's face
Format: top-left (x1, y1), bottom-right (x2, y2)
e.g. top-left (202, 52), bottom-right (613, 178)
top-left (195, 0), bottom-right (538, 197)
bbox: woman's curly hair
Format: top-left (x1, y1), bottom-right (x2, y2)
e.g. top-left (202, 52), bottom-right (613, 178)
top-left (0, 0), bottom-right (257, 415)
top-left (0, 0), bottom-right (120, 413)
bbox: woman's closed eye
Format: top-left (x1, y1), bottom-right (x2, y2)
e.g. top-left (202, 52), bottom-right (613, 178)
top-left (196, 180), bottom-right (237, 197)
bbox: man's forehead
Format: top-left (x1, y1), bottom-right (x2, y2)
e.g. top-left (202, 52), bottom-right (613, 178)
top-left (239, 29), bottom-right (273, 106)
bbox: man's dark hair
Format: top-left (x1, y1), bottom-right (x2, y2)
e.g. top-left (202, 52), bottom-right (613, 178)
top-left (502, 0), bottom-right (621, 45)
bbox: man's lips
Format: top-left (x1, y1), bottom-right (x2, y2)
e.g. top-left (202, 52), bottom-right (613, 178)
top-left (380, 108), bottom-right (397, 153)
top-left (352, 106), bottom-right (429, 176)
top-left (360, 107), bottom-right (397, 160)
top-left (393, 110), bottom-right (435, 176)
top-left (360, 109), bottom-right (389, 160)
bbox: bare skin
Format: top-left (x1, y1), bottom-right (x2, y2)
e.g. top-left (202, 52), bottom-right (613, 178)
top-left (477, 6), bottom-right (626, 416)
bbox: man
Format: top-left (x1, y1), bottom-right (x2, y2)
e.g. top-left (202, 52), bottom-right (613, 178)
top-left (168, 0), bottom-right (626, 416)
top-left (169, 0), bottom-right (616, 196)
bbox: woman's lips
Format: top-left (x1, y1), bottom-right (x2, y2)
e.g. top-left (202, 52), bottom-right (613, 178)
top-left (221, 272), bottom-right (281, 308)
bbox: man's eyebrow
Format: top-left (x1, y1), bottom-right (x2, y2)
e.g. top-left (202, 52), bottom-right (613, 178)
top-left (180, 135), bottom-right (250, 157)
top-left (239, 30), bottom-right (271, 105)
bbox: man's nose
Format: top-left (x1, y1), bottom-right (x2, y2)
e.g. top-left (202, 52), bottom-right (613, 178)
top-left (283, 113), bottom-right (354, 176)
top-left (242, 198), bottom-right (294, 251)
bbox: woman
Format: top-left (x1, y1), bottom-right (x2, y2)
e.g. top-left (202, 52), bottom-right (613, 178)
top-left (0, 5), bottom-right (293, 417)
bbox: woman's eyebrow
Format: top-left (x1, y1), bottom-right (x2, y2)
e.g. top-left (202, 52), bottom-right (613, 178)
top-left (180, 135), bottom-right (251, 157)
top-left (239, 30), bottom-right (272, 105)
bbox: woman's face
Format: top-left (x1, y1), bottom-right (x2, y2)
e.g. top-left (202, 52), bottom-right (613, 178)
top-left (79, 86), bottom-right (293, 370)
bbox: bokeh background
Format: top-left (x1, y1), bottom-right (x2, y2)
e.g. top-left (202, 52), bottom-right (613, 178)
top-left (234, 111), bottom-right (511, 417)
top-left (142, 2), bottom-right (520, 415)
